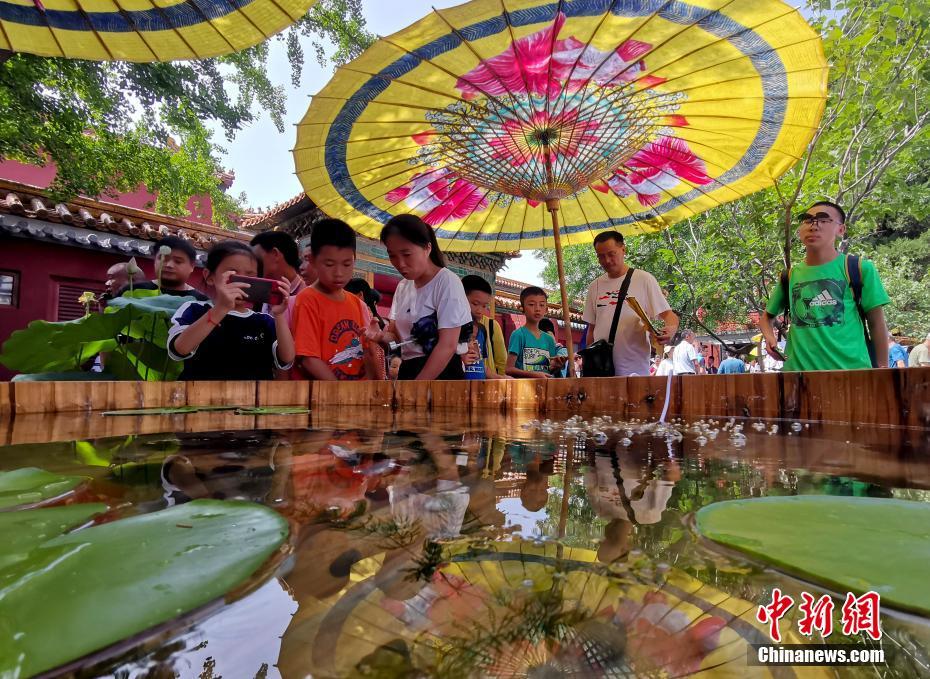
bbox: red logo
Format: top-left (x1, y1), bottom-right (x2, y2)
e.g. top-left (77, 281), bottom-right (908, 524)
top-left (758, 590), bottom-right (882, 642)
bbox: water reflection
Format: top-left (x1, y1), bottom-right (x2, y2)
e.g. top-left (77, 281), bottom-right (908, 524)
top-left (2, 415), bottom-right (930, 677)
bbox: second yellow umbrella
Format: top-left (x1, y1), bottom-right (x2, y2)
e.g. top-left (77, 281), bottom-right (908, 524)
top-left (0, 0), bottom-right (317, 61)
top-left (295, 0), bottom-right (828, 371)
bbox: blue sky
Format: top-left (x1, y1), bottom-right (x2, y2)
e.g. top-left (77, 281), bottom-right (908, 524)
top-left (217, 0), bottom-right (545, 284)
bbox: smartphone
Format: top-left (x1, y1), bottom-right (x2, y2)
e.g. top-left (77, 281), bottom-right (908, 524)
top-left (229, 275), bottom-right (285, 307)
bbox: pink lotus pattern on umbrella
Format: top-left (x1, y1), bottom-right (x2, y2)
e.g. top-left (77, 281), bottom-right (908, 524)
top-left (387, 12), bottom-right (710, 225)
top-left (598, 136), bottom-right (713, 207)
top-left (386, 167), bottom-right (489, 226)
top-left (455, 12), bottom-right (663, 99)
top-left (611, 590), bottom-right (728, 675)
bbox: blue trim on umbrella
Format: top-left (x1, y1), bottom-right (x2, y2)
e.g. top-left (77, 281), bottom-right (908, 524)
top-left (0, 0), bottom-right (255, 33)
top-left (322, 0), bottom-right (789, 241)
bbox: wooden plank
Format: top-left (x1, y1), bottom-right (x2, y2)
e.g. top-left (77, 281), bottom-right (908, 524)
top-left (430, 380), bottom-right (470, 410)
top-left (11, 413), bottom-right (94, 444)
top-left (620, 375), bottom-right (671, 421)
top-left (178, 411), bottom-right (252, 433)
top-left (313, 405), bottom-right (396, 432)
top-left (393, 380), bottom-right (431, 412)
top-left (469, 380), bottom-right (508, 412)
top-left (0, 412), bottom-right (10, 446)
top-left (312, 381), bottom-right (393, 409)
top-left (185, 381), bottom-right (256, 408)
top-left (257, 381), bottom-right (311, 408)
top-left (507, 379), bottom-right (546, 412)
top-left (2, 368), bottom-right (929, 426)
top-left (13, 382), bottom-right (108, 414)
top-left (9, 382), bottom-right (188, 415)
top-left (109, 382), bottom-right (188, 411)
top-left (900, 367), bottom-right (930, 428)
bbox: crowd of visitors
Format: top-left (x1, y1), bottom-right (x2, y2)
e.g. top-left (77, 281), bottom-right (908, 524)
top-left (84, 199), bottom-right (928, 382)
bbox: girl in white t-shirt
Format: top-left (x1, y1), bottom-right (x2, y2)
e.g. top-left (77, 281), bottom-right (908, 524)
top-left (366, 215), bottom-right (472, 380)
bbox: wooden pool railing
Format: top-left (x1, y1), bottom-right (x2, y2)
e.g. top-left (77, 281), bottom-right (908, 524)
top-left (1, 368), bottom-right (928, 428)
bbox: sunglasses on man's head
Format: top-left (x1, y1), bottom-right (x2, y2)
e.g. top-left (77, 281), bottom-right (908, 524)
top-left (796, 211), bottom-right (834, 225)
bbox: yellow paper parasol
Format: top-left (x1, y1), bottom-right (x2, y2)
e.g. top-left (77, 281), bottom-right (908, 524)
top-left (281, 539), bottom-right (832, 677)
top-left (294, 0), bottom-right (827, 372)
top-left (0, 0), bottom-right (316, 61)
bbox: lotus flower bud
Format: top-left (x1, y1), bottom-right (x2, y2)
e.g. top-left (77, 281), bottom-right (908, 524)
top-left (126, 257), bottom-right (142, 276)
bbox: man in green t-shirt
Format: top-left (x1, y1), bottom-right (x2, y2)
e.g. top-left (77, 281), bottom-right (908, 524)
top-left (759, 201), bottom-right (890, 371)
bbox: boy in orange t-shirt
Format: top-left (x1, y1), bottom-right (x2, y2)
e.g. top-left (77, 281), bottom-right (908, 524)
top-left (292, 219), bottom-right (381, 380)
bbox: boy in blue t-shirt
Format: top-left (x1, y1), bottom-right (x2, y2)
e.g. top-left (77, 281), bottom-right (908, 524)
top-left (506, 286), bottom-right (566, 379)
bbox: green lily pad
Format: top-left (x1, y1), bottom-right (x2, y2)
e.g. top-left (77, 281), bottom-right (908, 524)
top-left (101, 406), bottom-right (310, 416)
top-left (1, 499), bottom-right (289, 677)
top-left (236, 406), bottom-right (310, 415)
top-left (0, 503), bottom-right (106, 568)
top-left (101, 405), bottom-right (237, 416)
top-left (696, 496), bottom-right (930, 615)
top-left (0, 467), bottom-right (88, 510)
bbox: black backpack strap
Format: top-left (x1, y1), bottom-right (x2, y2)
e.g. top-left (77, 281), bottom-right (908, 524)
top-left (846, 254), bottom-right (878, 367)
top-left (846, 254), bottom-right (864, 313)
top-left (607, 268), bottom-right (636, 343)
top-left (779, 268), bottom-right (791, 316)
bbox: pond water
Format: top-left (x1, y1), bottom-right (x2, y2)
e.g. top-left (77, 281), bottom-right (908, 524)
top-left (2, 412), bottom-right (930, 678)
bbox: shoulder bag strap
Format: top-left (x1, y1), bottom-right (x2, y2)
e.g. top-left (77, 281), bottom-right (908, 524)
top-left (780, 268), bottom-right (791, 317)
top-left (846, 254), bottom-right (864, 313)
top-left (608, 268), bottom-right (636, 344)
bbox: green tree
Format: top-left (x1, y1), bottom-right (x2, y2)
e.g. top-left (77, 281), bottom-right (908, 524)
top-left (540, 0), bottom-right (930, 333)
top-left (0, 0), bottom-right (375, 227)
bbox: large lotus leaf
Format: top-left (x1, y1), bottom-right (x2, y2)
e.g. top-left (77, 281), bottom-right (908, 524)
top-left (106, 294), bottom-right (192, 347)
top-left (0, 294), bottom-right (190, 379)
top-left (0, 310), bottom-right (127, 373)
top-left (0, 499), bottom-right (289, 677)
top-left (0, 468), bottom-right (89, 510)
top-left (0, 503), bottom-right (106, 569)
top-left (104, 340), bottom-right (182, 381)
top-left (696, 496), bottom-right (930, 615)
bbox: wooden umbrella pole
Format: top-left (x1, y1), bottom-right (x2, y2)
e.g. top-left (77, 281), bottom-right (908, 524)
top-left (546, 198), bottom-right (577, 378)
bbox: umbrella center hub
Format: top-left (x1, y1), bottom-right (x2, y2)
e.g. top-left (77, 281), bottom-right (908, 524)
top-left (426, 87), bottom-right (666, 203)
top-left (530, 127), bottom-right (558, 147)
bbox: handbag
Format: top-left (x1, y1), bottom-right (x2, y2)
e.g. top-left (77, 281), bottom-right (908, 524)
top-left (579, 268), bottom-right (635, 377)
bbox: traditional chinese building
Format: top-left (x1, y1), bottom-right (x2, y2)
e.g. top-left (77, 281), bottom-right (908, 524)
top-left (0, 160), bottom-right (245, 379)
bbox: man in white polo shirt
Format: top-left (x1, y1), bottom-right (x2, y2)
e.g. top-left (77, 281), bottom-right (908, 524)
top-left (673, 330), bottom-right (701, 375)
top-left (582, 231), bottom-right (679, 376)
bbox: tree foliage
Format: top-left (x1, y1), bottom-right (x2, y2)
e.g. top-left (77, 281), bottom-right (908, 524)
top-left (540, 0), bottom-right (930, 335)
top-left (0, 0), bottom-right (375, 227)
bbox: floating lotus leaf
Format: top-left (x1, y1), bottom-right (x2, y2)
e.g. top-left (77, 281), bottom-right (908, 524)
top-left (0, 503), bottom-right (105, 566)
top-left (0, 500), bottom-right (289, 677)
top-left (696, 496), bottom-right (930, 615)
top-left (0, 467), bottom-right (89, 510)
top-left (100, 406), bottom-right (310, 416)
